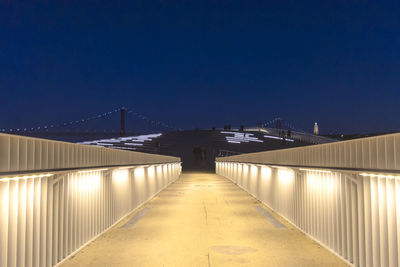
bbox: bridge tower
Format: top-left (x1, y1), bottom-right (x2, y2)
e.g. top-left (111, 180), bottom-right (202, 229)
top-left (275, 118), bottom-right (282, 129)
top-left (314, 122), bottom-right (319, 135)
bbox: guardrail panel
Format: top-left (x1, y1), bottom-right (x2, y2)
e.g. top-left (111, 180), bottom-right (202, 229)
top-left (0, 134), bottom-right (182, 267)
top-left (216, 133), bottom-right (400, 172)
top-left (0, 163), bottom-right (182, 267)
top-left (0, 135), bottom-right (10, 171)
top-left (395, 135), bottom-right (400, 169)
top-left (217, 155), bottom-right (400, 267)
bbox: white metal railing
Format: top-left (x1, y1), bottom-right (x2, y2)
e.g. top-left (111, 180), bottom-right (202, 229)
top-left (216, 133), bottom-right (400, 267)
top-left (0, 133), bottom-right (178, 173)
top-left (217, 132), bottom-right (400, 171)
top-left (0, 134), bottom-right (181, 267)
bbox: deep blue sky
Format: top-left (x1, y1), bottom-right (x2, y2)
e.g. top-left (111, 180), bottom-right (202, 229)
top-left (1, 1), bottom-right (399, 134)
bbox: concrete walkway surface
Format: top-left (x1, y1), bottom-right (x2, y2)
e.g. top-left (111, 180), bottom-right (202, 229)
top-left (60, 172), bottom-right (347, 267)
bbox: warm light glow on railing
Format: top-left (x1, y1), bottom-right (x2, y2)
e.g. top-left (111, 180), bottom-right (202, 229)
top-left (299, 168), bottom-right (332, 173)
top-left (215, 156), bottom-right (400, 266)
top-left (147, 166), bottom-right (155, 178)
top-left (326, 175), bottom-right (335, 192)
top-left (243, 164), bottom-right (249, 175)
top-left (11, 182), bottom-right (18, 216)
top-left (360, 173), bottom-right (400, 179)
top-left (0, 161), bottom-right (181, 267)
top-left (261, 166), bottom-right (271, 180)
top-left (113, 169), bottom-right (129, 183)
top-left (134, 167), bottom-right (145, 180)
top-left (81, 173), bottom-right (101, 192)
top-left (0, 173), bottom-right (53, 182)
top-left (304, 169), bottom-right (336, 193)
top-left (77, 168), bottom-right (108, 174)
top-left (1, 183), bottom-right (9, 216)
top-left (251, 165), bottom-right (258, 176)
top-left (156, 165), bottom-right (162, 177)
top-left (278, 169), bottom-right (294, 185)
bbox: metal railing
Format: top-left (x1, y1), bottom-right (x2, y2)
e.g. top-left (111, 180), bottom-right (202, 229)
top-left (216, 133), bottom-right (400, 267)
top-left (0, 134), bottom-right (182, 267)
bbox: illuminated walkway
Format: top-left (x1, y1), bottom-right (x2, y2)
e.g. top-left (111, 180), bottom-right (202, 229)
top-left (60, 172), bottom-right (346, 267)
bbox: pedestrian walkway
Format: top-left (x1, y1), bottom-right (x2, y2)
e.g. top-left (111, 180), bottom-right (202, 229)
top-left (60, 172), bottom-right (346, 267)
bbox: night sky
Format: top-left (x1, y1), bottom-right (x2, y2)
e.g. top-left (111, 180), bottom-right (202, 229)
top-left (1, 1), bottom-right (399, 134)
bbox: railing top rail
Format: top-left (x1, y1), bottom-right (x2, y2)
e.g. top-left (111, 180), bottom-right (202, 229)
top-left (0, 133), bottom-right (180, 173)
top-left (216, 132), bottom-right (400, 171)
top-left (0, 161), bottom-right (182, 179)
top-left (216, 160), bottom-right (400, 176)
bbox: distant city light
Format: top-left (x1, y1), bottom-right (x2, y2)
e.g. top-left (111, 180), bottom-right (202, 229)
top-left (79, 133), bottom-right (162, 150)
top-left (264, 135), bottom-right (294, 142)
top-left (221, 131), bottom-right (263, 144)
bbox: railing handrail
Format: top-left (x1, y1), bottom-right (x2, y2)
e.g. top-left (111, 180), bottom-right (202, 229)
top-left (216, 132), bottom-right (400, 172)
top-left (215, 160), bottom-right (400, 175)
top-left (0, 133), bottom-right (180, 173)
top-left (0, 161), bottom-right (183, 179)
